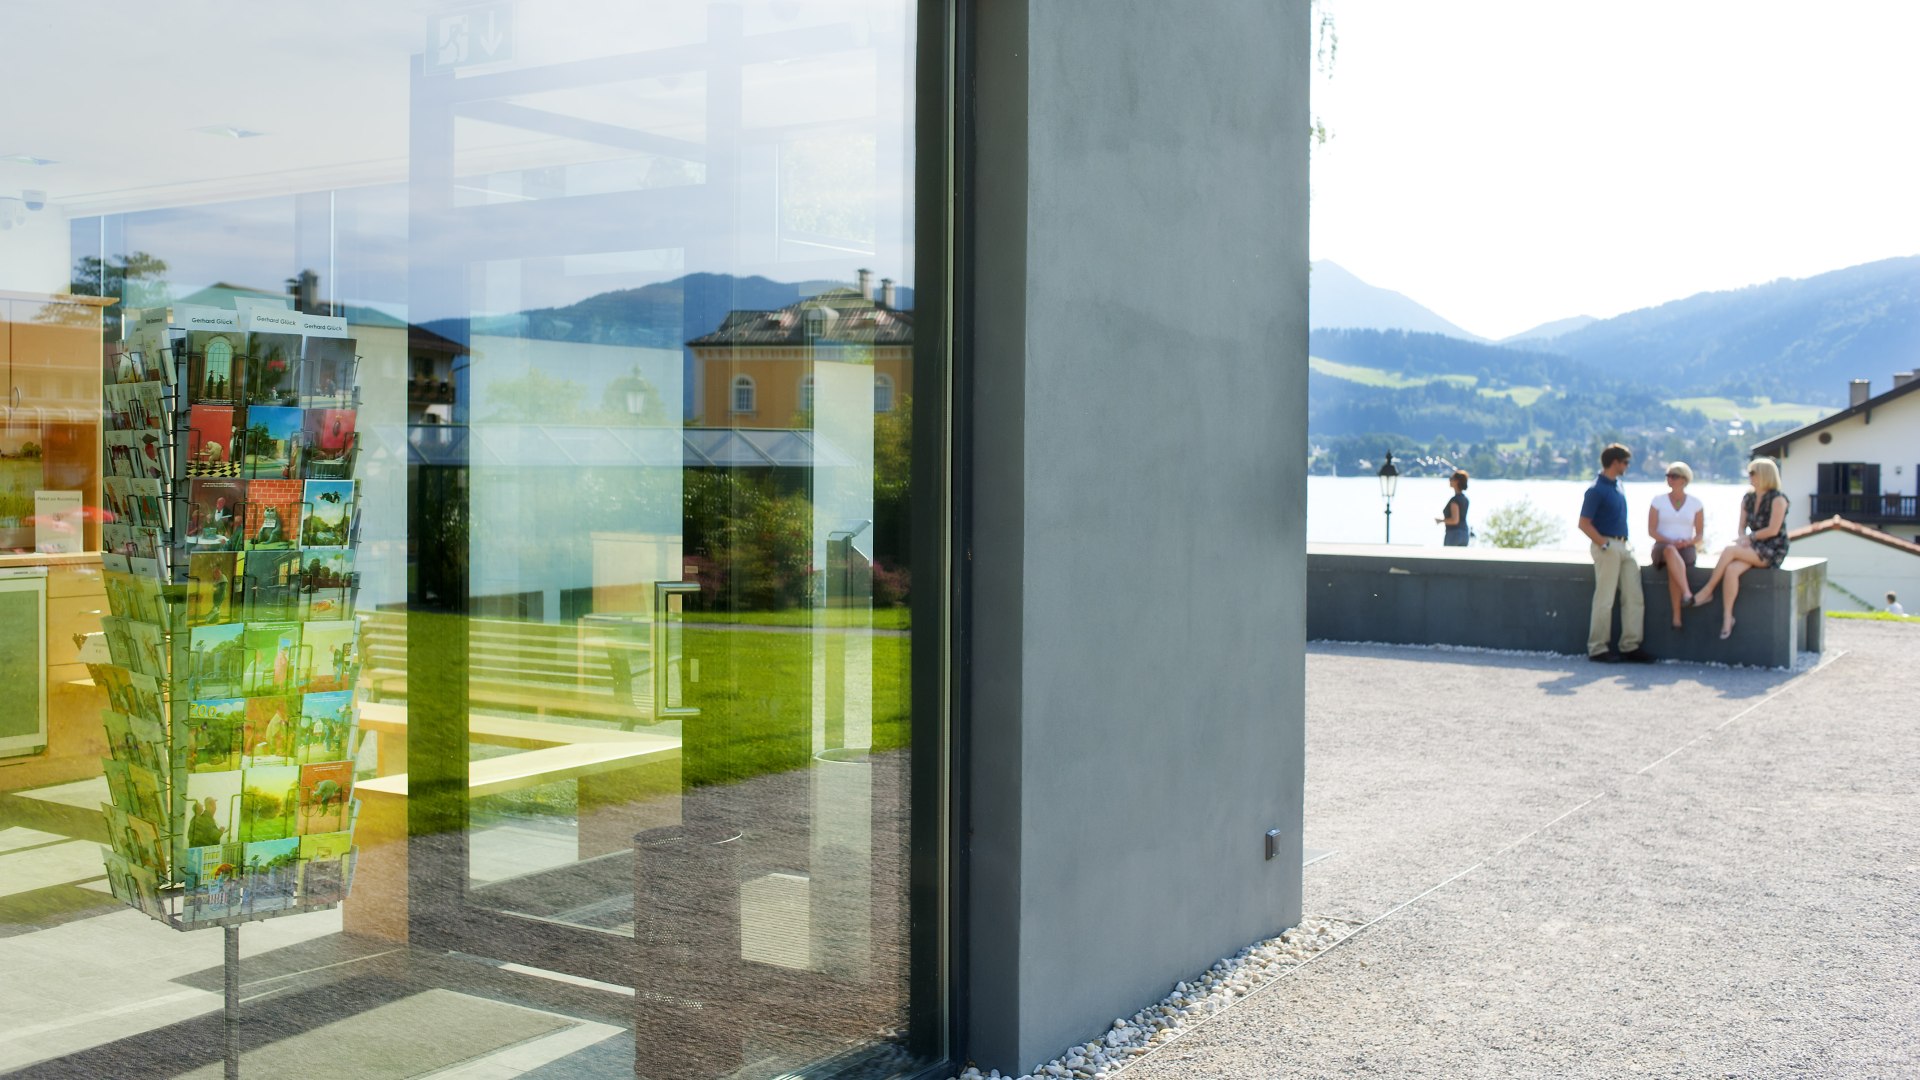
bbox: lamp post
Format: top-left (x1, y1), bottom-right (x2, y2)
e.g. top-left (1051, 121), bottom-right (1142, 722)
top-left (1377, 451), bottom-right (1399, 543)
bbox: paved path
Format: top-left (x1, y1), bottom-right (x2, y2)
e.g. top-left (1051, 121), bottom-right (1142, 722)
top-left (1128, 620), bottom-right (1920, 1079)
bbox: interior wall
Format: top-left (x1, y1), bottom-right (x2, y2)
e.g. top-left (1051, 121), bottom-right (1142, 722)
top-left (0, 211), bottom-right (74, 294)
top-left (967, 0), bottom-right (1310, 1071)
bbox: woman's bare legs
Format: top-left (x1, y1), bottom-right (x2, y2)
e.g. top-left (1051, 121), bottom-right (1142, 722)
top-left (1695, 543), bottom-right (1764, 607)
top-left (1719, 561), bottom-right (1751, 638)
top-left (1663, 546), bottom-right (1690, 628)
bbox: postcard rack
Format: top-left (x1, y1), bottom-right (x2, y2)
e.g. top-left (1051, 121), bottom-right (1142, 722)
top-left (93, 302), bottom-right (368, 939)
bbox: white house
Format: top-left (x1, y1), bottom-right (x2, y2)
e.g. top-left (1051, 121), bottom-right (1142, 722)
top-left (1751, 373), bottom-right (1920, 542)
top-left (1786, 517), bottom-right (1920, 613)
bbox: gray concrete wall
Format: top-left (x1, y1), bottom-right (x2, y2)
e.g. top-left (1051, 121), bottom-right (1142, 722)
top-left (968, 1), bottom-right (1309, 1071)
top-left (1308, 544), bottom-right (1826, 668)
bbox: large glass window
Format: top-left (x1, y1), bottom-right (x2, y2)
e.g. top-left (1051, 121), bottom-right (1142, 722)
top-left (0, 3), bottom-right (938, 1076)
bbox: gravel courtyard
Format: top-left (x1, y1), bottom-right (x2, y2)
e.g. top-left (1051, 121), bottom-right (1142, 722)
top-left (1126, 618), bottom-right (1920, 1079)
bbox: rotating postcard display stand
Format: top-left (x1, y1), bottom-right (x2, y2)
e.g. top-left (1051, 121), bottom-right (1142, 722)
top-left (91, 301), bottom-right (364, 1078)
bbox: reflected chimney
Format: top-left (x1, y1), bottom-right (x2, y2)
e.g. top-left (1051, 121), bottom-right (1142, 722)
top-left (1893, 371), bottom-right (1916, 389)
top-left (879, 277), bottom-right (895, 308)
top-left (856, 268), bottom-right (873, 300)
top-left (1849, 379), bottom-right (1871, 407)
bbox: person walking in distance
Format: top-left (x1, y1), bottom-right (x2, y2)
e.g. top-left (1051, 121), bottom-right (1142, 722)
top-left (1888, 592), bottom-right (1905, 616)
top-left (1579, 444), bottom-right (1654, 663)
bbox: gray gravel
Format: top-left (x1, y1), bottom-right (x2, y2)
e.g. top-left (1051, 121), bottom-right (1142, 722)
top-left (1123, 619), bottom-right (1920, 1079)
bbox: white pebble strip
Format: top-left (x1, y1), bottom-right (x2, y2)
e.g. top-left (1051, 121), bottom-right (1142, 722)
top-left (947, 915), bottom-right (1351, 1080)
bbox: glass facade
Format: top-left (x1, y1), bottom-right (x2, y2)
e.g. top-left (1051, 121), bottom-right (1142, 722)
top-left (0, 3), bottom-right (940, 1077)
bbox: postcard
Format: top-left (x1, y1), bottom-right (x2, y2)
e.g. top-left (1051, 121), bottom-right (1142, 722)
top-left (186, 697), bottom-right (246, 773)
top-left (242, 695), bottom-right (301, 766)
top-left (187, 329), bottom-right (244, 405)
top-left (99, 617), bottom-right (136, 671)
top-left (186, 479), bottom-right (246, 550)
top-left (187, 552), bottom-right (241, 627)
top-left (297, 622), bottom-right (359, 694)
top-left (128, 712), bottom-right (170, 776)
top-left (104, 430), bottom-right (140, 479)
top-left (299, 480), bottom-right (356, 548)
top-left (184, 842), bottom-right (245, 921)
top-left (102, 757), bottom-right (135, 813)
top-left (103, 850), bottom-right (137, 909)
top-left (101, 709), bottom-right (135, 763)
top-left (240, 549), bottom-right (301, 622)
top-left (187, 405), bottom-right (241, 478)
top-left (296, 690), bottom-right (355, 763)
top-left (124, 857), bottom-right (166, 920)
top-left (242, 836), bottom-right (302, 913)
top-left (124, 760), bottom-right (167, 824)
top-left (245, 332), bottom-right (303, 407)
top-left (124, 671), bottom-right (165, 726)
top-left (300, 337), bottom-right (356, 406)
top-left (241, 621), bottom-right (302, 696)
top-left (125, 619), bottom-right (167, 680)
top-left (299, 549), bottom-right (354, 622)
top-left (119, 810), bottom-right (167, 877)
top-left (243, 482), bottom-right (301, 549)
top-left (300, 409), bottom-right (356, 479)
top-left (241, 405), bottom-right (302, 479)
top-left (238, 763), bottom-right (300, 843)
top-left (186, 771), bottom-right (243, 849)
top-left (132, 428), bottom-right (170, 482)
top-left (296, 761), bottom-right (353, 835)
top-left (299, 831), bottom-right (355, 905)
top-left (186, 623), bottom-right (248, 699)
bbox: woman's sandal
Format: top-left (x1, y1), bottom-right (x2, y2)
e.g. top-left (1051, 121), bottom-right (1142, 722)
top-left (1720, 619), bottom-right (1735, 640)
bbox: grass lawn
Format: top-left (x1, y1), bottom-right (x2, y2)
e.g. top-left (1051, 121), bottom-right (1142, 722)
top-left (1827, 611), bottom-right (1920, 623)
top-left (468, 621), bottom-right (917, 822)
top-left (682, 606), bottom-right (910, 631)
top-left (1665, 396), bottom-right (1826, 425)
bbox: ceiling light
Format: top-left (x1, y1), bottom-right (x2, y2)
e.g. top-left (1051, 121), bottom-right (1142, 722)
top-left (195, 125), bottom-right (266, 139)
top-left (0, 154), bottom-right (57, 166)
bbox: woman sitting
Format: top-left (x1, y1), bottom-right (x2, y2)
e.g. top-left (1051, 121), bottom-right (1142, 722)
top-left (1647, 462), bottom-right (1705, 629)
top-left (1694, 457), bottom-right (1790, 640)
top-left (1435, 470), bottom-right (1470, 547)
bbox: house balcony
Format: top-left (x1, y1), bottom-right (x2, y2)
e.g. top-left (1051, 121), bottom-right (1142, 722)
top-left (1809, 492), bottom-right (1920, 524)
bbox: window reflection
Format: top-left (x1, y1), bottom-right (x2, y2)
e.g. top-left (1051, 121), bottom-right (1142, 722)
top-left (0, 1), bottom-right (930, 1076)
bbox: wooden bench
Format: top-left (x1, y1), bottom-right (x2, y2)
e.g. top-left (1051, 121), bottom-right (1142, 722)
top-left (342, 703), bottom-right (682, 942)
top-left (357, 610), bottom-right (654, 726)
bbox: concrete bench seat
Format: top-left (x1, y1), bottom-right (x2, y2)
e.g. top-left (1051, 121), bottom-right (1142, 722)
top-left (1307, 543), bottom-right (1826, 668)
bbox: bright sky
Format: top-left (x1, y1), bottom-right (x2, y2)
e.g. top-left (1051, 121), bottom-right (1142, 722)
top-left (1308, 0), bottom-right (1920, 341)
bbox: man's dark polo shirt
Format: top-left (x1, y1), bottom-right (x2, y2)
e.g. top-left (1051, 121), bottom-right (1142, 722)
top-left (1581, 472), bottom-right (1629, 539)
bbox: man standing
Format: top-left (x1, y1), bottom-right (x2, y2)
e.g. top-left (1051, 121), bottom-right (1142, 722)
top-left (1579, 444), bottom-right (1654, 663)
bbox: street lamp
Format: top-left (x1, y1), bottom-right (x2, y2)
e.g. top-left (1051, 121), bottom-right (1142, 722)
top-left (1377, 451), bottom-right (1399, 543)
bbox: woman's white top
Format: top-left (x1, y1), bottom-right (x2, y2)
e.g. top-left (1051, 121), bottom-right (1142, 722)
top-left (1651, 492), bottom-right (1702, 542)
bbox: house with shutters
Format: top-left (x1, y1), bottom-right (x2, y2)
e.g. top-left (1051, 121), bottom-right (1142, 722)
top-left (1750, 372), bottom-right (1920, 543)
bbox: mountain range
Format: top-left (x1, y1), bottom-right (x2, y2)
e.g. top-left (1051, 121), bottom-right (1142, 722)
top-left (1311, 256), bottom-right (1920, 404)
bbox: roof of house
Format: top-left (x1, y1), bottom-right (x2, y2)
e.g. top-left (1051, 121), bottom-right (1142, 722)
top-left (687, 286), bottom-right (913, 348)
top-left (1787, 515), bottom-right (1920, 558)
top-left (1750, 375), bottom-right (1920, 457)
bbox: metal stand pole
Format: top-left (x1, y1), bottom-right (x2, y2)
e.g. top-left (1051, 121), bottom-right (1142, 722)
top-left (1384, 502), bottom-right (1393, 544)
top-left (224, 924), bottom-right (240, 1080)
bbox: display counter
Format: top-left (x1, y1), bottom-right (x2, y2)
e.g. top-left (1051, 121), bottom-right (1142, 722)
top-left (0, 550), bottom-right (108, 790)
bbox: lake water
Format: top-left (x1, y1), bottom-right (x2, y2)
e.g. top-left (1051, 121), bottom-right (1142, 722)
top-left (1308, 475), bottom-right (1756, 555)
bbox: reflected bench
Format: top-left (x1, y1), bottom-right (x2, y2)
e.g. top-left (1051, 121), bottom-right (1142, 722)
top-left (358, 610), bottom-right (653, 726)
top-left (343, 702), bottom-right (681, 942)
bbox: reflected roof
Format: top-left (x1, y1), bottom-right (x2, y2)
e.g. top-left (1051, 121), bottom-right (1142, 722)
top-left (406, 425), bottom-right (854, 469)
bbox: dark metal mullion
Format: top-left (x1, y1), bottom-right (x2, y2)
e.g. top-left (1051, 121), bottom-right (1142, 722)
top-left (909, 0), bottom-right (966, 1067)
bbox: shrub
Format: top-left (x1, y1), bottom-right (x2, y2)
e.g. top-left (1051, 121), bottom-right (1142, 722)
top-left (1481, 497), bottom-right (1565, 549)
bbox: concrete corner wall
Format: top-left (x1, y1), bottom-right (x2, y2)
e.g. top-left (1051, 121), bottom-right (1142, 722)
top-left (1306, 544), bottom-right (1827, 668)
top-left (967, 1), bottom-right (1309, 1071)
